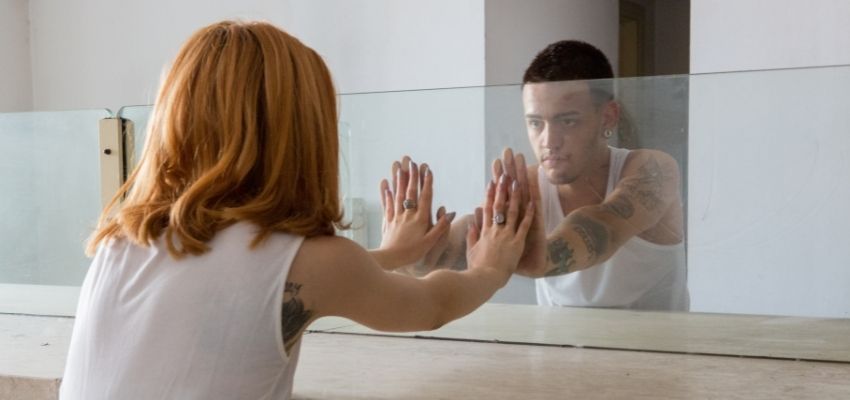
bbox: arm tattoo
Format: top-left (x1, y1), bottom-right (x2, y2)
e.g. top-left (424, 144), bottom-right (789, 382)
top-left (545, 238), bottom-right (577, 276)
top-left (621, 156), bottom-right (665, 211)
top-left (603, 196), bottom-right (635, 219)
top-left (436, 236), bottom-right (468, 271)
top-left (570, 214), bottom-right (610, 263)
top-left (282, 281), bottom-right (313, 352)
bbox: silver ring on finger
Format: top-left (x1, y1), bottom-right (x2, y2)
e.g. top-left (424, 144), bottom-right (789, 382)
top-left (493, 212), bottom-right (506, 225)
top-left (402, 199), bottom-right (417, 210)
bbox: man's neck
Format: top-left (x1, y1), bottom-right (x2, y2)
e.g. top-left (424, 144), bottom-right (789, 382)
top-left (556, 146), bottom-right (611, 210)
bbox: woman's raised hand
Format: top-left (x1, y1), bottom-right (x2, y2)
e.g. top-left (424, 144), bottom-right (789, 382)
top-left (377, 156), bottom-right (454, 269)
top-left (465, 168), bottom-right (535, 279)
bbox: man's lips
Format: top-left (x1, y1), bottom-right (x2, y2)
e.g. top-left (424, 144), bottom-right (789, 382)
top-left (542, 155), bottom-right (569, 165)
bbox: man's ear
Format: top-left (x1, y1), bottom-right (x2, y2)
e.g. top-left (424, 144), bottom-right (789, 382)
top-left (601, 100), bottom-right (621, 130)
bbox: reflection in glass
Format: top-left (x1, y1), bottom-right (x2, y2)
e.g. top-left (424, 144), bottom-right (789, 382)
top-left (2, 66), bottom-right (849, 319)
top-left (341, 78), bottom-right (689, 312)
top-left (0, 109), bottom-right (111, 286)
top-left (338, 66), bottom-right (850, 318)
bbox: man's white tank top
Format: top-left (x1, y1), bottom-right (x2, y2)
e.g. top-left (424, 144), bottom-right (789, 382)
top-left (534, 147), bottom-right (689, 311)
top-left (61, 222), bottom-right (305, 399)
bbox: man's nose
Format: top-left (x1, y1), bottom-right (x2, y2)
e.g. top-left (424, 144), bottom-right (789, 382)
top-left (541, 124), bottom-right (560, 149)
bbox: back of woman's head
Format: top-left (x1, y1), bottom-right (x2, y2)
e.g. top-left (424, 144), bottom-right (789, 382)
top-left (88, 20), bottom-right (343, 257)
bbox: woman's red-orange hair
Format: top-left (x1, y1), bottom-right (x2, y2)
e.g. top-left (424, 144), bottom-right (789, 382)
top-left (88, 20), bottom-right (344, 257)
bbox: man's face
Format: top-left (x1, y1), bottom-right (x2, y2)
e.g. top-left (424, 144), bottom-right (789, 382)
top-left (522, 81), bottom-right (609, 184)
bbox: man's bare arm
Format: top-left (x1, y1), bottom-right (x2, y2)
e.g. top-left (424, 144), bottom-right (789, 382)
top-left (533, 150), bottom-right (681, 277)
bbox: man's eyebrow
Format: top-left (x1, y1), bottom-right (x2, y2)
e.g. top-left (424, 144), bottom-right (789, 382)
top-left (554, 111), bottom-right (581, 118)
top-left (524, 111), bottom-right (581, 119)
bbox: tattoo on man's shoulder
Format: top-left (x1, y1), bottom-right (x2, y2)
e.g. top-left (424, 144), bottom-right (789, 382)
top-left (545, 238), bottom-right (576, 276)
top-left (621, 156), bottom-right (665, 211)
top-left (570, 214), bottom-right (610, 263)
top-left (603, 196), bottom-right (635, 219)
top-left (282, 281), bottom-right (313, 352)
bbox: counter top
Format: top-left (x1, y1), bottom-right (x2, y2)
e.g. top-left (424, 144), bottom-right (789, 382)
top-left (3, 303), bottom-right (850, 399)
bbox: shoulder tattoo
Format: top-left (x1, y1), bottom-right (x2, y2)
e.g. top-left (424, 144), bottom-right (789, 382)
top-left (621, 156), bottom-right (665, 211)
top-left (282, 281), bottom-right (313, 352)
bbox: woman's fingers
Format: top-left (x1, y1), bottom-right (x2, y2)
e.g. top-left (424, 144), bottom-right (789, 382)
top-left (419, 163), bottom-right (429, 190)
top-left (405, 159), bottom-right (419, 210)
top-left (492, 174), bottom-right (510, 230)
top-left (393, 161), bottom-right (405, 215)
top-left (418, 163), bottom-right (433, 219)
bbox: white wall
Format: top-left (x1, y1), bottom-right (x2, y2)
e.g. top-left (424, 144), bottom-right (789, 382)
top-left (484, 0), bottom-right (619, 85)
top-left (691, 0), bottom-right (850, 73)
top-left (0, 0), bottom-right (33, 112)
top-left (687, 66), bottom-right (850, 318)
top-left (689, 0), bottom-right (850, 317)
top-left (280, 0), bottom-right (485, 94)
top-left (27, 0), bottom-right (485, 112)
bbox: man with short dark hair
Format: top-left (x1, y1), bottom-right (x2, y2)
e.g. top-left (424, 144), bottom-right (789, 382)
top-left (400, 40), bottom-right (688, 311)
top-left (509, 40), bottom-right (688, 310)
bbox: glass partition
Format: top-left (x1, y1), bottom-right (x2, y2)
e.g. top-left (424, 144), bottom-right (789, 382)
top-left (337, 65), bottom-right (850, 319)
top-left (0, 109), bottom-right (111, 287)
top-left (2, 65), bottom-right (849, 359)
top-left (0, 109), bottom-right (111, 316)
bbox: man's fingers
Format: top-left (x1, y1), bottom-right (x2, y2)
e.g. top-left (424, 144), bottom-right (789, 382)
top-left (380, 179), bottom-right (394, 221)
top-left (517, 201), bottom-right (535, 238)
top-left (391, 161), bottom-right (401, 194)
top-left (503, 147), bottom-right (517, 180)
top-left (424, 211), bottom-right (455, 247)
top-left (466, 221), bottom-right (479, 250)
top-left (515, 153), bottom-right (530, 206)
top-left (492, 158), bottom-right (504, 183)
top-left (507, 179), bottom-right (520, 231)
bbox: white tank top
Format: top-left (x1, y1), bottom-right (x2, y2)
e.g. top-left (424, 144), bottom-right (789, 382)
top-left (61, 222), bottom-right (305, 400)
top-left (534, 147), bottom-right (689, 311)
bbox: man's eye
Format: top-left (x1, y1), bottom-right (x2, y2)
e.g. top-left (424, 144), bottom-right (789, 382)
top-left (559, 118), bottom-right (578, 127)
top-left (528, 120), bottom-right (542, 128)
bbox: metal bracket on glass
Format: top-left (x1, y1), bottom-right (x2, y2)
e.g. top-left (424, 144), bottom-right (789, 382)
top-left (98, 118), bottom-right (125, 209)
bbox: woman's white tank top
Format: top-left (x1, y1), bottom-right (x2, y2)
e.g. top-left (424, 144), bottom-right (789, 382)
top-left (61, 222), bottom-right (304, 399)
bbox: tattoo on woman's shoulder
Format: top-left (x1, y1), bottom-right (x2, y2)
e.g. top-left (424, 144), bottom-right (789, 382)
top-left (282, 281), bottom-right (313, 352)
